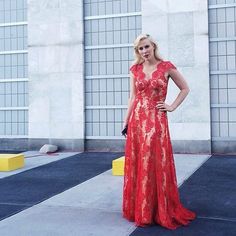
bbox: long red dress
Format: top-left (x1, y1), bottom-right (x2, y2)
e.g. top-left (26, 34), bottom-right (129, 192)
top-left (122, 61), bottom-right (196, 229)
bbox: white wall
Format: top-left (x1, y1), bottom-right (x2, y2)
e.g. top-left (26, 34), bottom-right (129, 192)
top-left (28, 0), bottom-right (84, 148)
top-left (142, 0), bottom-right (211, 145)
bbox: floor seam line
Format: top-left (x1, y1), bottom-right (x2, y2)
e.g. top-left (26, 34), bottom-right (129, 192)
top-left (40, 204), bottom-right (122, 213)
top-left (197, 216), bottom-right (236, 222)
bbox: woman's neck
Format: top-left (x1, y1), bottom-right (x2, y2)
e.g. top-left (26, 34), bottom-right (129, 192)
top-left (143, 57), bottom-right (159, 66)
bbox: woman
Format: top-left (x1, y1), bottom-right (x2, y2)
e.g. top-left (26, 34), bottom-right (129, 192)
top-left (122, 34), bottom-right (196, 229)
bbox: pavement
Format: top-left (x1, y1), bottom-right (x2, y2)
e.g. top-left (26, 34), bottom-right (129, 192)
top-left (0, 151), bottom-right (235, 236)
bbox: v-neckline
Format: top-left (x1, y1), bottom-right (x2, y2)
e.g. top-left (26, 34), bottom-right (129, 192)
top-left (141, 61), bottom-right (163, 81)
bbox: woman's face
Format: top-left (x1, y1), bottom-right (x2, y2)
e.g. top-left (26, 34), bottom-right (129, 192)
top-left (137, 38), bottom-right (155, 61)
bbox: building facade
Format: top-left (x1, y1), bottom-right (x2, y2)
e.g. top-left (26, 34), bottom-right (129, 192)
top-left (0, 0), bottom-right (235, 153)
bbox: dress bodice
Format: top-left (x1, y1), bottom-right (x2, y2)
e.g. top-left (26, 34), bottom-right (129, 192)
top-left (130, 61), bottom-right (176, 103)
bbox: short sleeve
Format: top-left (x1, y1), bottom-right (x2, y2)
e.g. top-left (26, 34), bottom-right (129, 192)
top-left (164, 61), bottom-right (177, 72)
top-left (129, 64), bottom-right (137, 77)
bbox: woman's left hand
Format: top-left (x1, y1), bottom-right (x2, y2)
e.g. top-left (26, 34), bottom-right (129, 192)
top-left (156, 101), bottom-right (174, 112)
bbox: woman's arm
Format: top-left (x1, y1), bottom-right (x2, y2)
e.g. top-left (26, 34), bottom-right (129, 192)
top-left (156, 69), bottom-right (190, 112)
top-left (123, 72), bottom-right (136, 128)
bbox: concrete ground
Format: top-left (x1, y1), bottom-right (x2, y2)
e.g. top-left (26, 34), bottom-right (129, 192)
top-left (0, 152), bottom-right (210, 236)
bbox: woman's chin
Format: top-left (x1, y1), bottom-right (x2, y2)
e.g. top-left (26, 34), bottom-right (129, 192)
top-left (142, 56), bottom-right (149, 61)
top-left (144, 57), bottom-right (151, 62)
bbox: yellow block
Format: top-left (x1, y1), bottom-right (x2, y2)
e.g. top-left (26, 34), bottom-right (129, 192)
top-left (0, 154), bottom-right (25, 171)
top-left (112, 156), bottom-right (125, 176)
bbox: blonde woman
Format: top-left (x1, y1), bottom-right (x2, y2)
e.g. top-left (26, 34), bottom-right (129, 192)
top-left (122, 34), bottom-right (196, 229)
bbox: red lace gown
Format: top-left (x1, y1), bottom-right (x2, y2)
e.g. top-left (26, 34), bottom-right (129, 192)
top-left (122, 61), bottom-right (196, 229)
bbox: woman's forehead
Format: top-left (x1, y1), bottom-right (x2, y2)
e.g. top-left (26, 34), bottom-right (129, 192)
top-left (138, 38), bottom-right (151, 47)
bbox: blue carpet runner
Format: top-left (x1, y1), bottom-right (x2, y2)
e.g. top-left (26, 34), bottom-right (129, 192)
top-left (0, 152), bottom-right (123, 221)
top-left (130, 155), bottom-right (236, 236)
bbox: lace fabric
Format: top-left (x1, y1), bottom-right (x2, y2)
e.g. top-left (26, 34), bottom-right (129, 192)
top-left (122, 61), bottom-right (196, 229)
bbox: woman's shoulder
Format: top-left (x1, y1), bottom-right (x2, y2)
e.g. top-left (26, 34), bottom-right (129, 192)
top-left (129, 63), bottom-right (142, 74)
top-left (159, 60), bottom-right (177, 71)
top-left (160, 60), bottom-right (176, 68)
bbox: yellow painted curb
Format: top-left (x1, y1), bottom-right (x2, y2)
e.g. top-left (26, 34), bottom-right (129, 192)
top-left (0, 154), bottom-right (25, 171)
top-left (112, 156), bottom-right (124, 176)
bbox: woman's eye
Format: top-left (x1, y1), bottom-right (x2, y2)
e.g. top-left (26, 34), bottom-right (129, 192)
top-left (139, 47), bottom-right (143, 50)
top-left (144, 45), bottom-right (150, 49)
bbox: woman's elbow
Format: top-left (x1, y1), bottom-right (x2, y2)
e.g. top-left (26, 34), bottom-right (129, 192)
top-left (186, 87), bottom-right (190, 94)
top-left (182, 87), bottom-right (190, 95)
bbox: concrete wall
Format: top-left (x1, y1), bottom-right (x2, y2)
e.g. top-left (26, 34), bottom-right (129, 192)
top-left (142, 0), bottom-right (211, 153)
top-left (27, 0), bottom-right (85, 151)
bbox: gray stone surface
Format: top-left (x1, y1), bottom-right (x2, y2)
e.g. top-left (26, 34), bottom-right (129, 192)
top-left (0, 206), bottom-right (135, 236)
top-left (85, 139), bottom-right (125, 152)
top-left (0, 138), bottom-right (211, 153)
top-left (0, 138), bottom-right (84, 151)
top-left (172, 140), bottom-right (211, 154)
top-left (212, 141), bottom-right (236, 154)
top-left (0, 138), bottom-right (28, 151)
top-left (85, 139), bottom-right (211, 153)
top-left (174, 154), bottom-right (210, 185)
top-left (29, 138), bottom-right (85, 151)
top-left (28, 0), bottom-right (85, 141)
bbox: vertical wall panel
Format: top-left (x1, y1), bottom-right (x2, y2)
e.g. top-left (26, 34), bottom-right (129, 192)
top-left (209, 1), bottom-right (236, 144)
top-left (0, 0), bottom-right (28, 136)
top-left (84, 0), bottom-right (141, 138)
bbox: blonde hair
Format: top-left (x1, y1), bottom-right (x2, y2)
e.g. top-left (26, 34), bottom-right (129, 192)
top-left (133, 34), bottom-right (163, 65)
